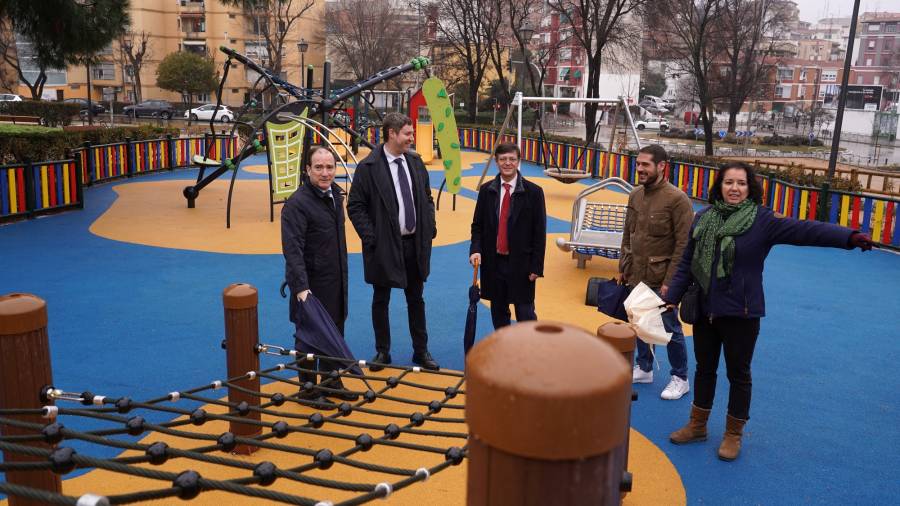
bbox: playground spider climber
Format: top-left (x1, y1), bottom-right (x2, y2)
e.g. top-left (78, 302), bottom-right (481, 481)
top-left (178, 47), bottom-right (461, 229)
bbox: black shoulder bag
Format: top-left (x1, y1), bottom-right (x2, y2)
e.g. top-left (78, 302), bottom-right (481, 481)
top-left (679, 283), bottom-right (701, 324)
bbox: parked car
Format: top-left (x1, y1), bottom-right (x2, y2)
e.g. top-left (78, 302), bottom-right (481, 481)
top-left (0, 93), bottom-right (23, 102)
top-left (635, 118), bottom-right (669, 131)
top-left (184, 104), bottom-right (233, 122)
top-left (63, 98), bottom-right (106, 117)
top-left (639, 102), bottom-right (670, 115)
top-left (123, 100), bottom-right (174, 119)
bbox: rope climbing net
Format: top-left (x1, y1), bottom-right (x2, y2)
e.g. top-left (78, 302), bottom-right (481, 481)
top-left (0, 349), bottom-right (468, 506)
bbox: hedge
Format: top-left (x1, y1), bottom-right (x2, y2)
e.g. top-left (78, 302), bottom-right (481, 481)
top-left (0, 100), bottom-right (80, 127)
top-left (0, 125), bottom-right (180, 163)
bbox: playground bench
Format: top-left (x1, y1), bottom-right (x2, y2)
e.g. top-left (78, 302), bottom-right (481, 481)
top-left (0, 114), bottom-right (43, 125)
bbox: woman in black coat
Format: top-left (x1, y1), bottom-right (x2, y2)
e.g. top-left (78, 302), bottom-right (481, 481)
top-left (664, 162), bottom-right (873, 461)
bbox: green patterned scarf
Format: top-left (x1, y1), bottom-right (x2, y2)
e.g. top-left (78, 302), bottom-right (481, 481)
top-left (691, 199), bottom-right (758, 294)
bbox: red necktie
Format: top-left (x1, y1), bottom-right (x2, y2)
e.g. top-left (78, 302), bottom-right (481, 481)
top-left (497, 183), bottom-right (511, 254)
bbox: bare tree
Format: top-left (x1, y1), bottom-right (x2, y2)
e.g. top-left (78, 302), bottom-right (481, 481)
top-left (433, 0), bottom-right (502, 121)
top-left (324, 0), bottom-right (417, 83)
top-left (713, 0), bottom-right (785, 132)
top-left (0, 16), bottom-right (46, 98)
top-left (549, 0), bottom-right (647, 143)
top-left (224, 0), bottom-right (315, 78)
top-left (658, 0), bottom-right (725, 155)
top-left (119, 30), bottom-right (151, 103)
top-left (503, 0), bottom-right (552, 100)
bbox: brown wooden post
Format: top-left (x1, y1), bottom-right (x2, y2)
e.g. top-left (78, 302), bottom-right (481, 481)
top-left (222, 283), bottom-right (261, 455)
top-left (596, 322), bottom-right (639, 496)
top-left (467, 321), bottom-right (631, 506)
top-left (0, 294), bottom-right (62, 506)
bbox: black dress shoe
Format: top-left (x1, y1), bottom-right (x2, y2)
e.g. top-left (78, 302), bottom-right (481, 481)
top-left (295, 392), bottom-right (337, 410)
top-left (321, 378), bottom-right (360, 402)
top-left (369, 352), bottom-right (392, 372)
top-left (412, 351), bottom-right (440, 371)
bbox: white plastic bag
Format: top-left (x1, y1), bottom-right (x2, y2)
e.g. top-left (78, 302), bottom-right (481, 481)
top-left (623, 282), bottom-right (671, 346)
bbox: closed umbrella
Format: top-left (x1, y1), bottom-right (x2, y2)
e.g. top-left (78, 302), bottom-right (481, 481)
top-left (463, 260), bottom-right (480, 354)
top-left (294, 293), bottom-right (362, 375)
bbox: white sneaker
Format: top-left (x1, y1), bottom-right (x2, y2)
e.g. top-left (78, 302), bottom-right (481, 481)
top-left (660, 376), bottom-right (690, 400)
top-left (632, 365), bottom-right (653, 384)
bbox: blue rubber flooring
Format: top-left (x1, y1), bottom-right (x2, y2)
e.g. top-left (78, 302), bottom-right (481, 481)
top-left (1, 153), bottom-right (898, 504)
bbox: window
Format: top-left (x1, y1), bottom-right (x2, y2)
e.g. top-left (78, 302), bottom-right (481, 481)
top-left (781, 85), bottom-right (792, 98)
top-left (821, 69), bottom-right (837, 82)
top-left (874, 76), bottom-right (880, 85)
top-left (868, 40), bottom-right (876, 49)
top-left (886, 23), bottom-right (897, 33)
top-left (868, 23), bottom-right (880, 32)
top-left (799, 70), bottom-right (807, 81)
top-left (777, 68), bottom-right (793, 80)
top-left (857, 75), bottom-right (864, 84)
top-left (195, 93), bottom-right (210, 102)
top-left (183, 17), bottom-right (205, 33)
top-left (774, 85), bottom-right (784, 98)
top-left (866, 58), bottom-right (872, 66)
top-left (559, 47), bottom-right (571, 61)
top-left (183, 41), bottom-right (207, 55)
top-left (245, 42), bottom-right (267, 62)
top-left (91, 63), bottom-right (115, 80)
top-left (249, 17), bottom-right (267, 35)
top-left (15, 38), bottom-right (67, 85)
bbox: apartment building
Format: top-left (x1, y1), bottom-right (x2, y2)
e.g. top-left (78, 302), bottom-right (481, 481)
top-left (11, 0), bottom-right (324, 106)
top-left (537, 5), bottom-right (641, 117)
top-left (853, 11), bottom-right (900, 100)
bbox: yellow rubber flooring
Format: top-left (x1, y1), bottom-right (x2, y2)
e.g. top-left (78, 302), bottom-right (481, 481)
top-left (14, 151), bottom-right (688, 505)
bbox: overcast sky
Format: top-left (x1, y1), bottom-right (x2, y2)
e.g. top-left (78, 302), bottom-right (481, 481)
top-left (793, 0), bottom-right (900, 23)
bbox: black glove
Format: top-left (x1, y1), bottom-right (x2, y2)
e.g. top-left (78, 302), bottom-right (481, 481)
top-left (849, 232), bottom-right (873, 252)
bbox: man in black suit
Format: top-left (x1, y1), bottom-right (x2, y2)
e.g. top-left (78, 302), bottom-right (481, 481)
top-left (282, 146), bottom-right (357, 404)
top-left (469, 142), bottom-right (547, 328)
top-left (347, 113), bottom-right (439, 371)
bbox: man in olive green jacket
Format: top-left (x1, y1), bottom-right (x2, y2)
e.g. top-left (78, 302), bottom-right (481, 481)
top-left (618, 144), bottom-right (694, 400)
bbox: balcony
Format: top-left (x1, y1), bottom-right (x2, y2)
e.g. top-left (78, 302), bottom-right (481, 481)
top-left (180, 1), bottom-right (205, 14)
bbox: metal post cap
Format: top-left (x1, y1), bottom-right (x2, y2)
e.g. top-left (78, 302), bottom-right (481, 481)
top-left (0, 293), bottom-right (48, 335)
top-left (596, 322), bottom-right (637, 353)
top-left (222, 283), bottom-right (258, 309)
top-left (466, 321), bottom-right (631, 459)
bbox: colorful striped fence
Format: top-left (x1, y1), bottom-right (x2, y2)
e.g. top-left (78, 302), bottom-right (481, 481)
top-left (131, 139), bottom-right (171, 174)
top-left (457, 127), bottom-right (900, 248)
top-left (73, 135), bottom-right (239, 186)
top-left (1, 160), bottom-right (81, 220)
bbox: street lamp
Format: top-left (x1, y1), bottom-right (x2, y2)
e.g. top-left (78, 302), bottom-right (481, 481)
top-left (297, 38), bottom-right (309, 88)
top-left (519, 20), bottom-right (535, 42)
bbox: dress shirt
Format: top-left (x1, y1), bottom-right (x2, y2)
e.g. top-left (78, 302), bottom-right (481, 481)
top-left (497, 174), bottom-right (517, 216)
top-left (384, 149), bottom-right (417, 235)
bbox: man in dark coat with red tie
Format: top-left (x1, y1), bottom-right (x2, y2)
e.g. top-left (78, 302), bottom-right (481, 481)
top-left (347, 113), bottom-right (440, 371)
top-left (469, 142), bottom-right (547, 329)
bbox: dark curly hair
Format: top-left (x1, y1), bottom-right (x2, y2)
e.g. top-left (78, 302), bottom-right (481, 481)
top-left (709, 161), bottom-right (764, 205)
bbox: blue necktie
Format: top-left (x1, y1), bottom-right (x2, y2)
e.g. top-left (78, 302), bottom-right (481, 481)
top-left (394, 158), bottom-right (415, 231)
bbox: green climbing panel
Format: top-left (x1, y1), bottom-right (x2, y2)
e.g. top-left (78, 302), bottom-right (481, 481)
top-left (422, 77), bottom-right (462, 194)
top-left (266, 107), bottom-right (308, 201)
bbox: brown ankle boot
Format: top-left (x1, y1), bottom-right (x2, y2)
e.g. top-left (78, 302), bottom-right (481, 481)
top-left (718, 415), bottom-right (747, 461)
top-left (670, 404), bottom-right (711, 444)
